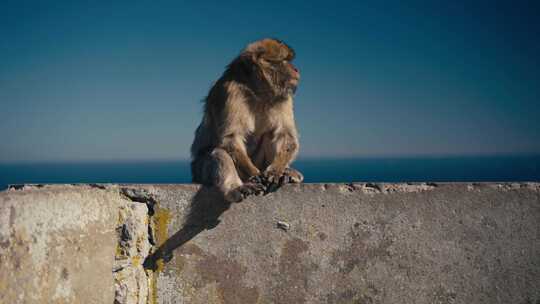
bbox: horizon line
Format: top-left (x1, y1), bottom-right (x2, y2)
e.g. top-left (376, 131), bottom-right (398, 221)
top-left (1, 152), bottom-right (540, 165)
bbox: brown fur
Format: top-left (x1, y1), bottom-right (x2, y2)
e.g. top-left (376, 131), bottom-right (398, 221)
top-left (191, 38), bottom-right (303, 202)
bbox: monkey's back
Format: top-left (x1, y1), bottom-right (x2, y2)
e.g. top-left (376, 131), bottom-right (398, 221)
top-left (190, 76), bottom-right (231, 157)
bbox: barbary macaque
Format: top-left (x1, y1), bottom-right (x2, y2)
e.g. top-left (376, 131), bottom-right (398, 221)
top-left (191, 38), bottom-right (303, 202)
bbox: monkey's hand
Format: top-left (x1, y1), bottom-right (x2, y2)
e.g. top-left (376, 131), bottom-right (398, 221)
top-left (283, 167), bottom-right (304, 183)
top-left (263, 168), bottom-right (284, 183)
top-left (263, 167), bottom-right (304, 184)
top-left (260, 167), bottom-right (304, 193)
top-left (259, 168), bottom-right (286, 193)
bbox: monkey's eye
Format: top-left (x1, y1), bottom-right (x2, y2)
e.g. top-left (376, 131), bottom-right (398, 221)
top-left (260, 58), bottom-right (278, 66)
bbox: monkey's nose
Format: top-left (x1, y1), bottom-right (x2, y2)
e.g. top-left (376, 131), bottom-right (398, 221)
top-left (289, 64), bottom-right (300, 79)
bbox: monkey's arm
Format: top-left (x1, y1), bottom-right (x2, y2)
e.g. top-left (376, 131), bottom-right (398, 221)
top-left (221, 135), bottom-right (260, 180)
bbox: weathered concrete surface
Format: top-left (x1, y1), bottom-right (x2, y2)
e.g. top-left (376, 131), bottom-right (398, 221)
top-left (136, 183), bottom-right (540, 304)
top-left (0, 185), bottom-right (121, 303)
top-left (1, 183), bottom-right (540, 304)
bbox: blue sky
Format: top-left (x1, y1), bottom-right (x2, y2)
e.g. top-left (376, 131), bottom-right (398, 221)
top-left (1, 0), bottom-right (539, 162)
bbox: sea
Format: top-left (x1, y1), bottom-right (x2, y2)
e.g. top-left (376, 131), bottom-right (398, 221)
top-left (1, 155), bottom-right (539, 191)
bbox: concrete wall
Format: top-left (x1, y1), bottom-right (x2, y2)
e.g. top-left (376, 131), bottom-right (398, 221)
top-left (1, 183), bottom-right (539, 304)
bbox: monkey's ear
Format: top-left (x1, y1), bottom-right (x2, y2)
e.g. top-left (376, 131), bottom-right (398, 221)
top-left (236, 54), bottom-right (258, 75)
top-left (240, 52), bottom-right (257, 64)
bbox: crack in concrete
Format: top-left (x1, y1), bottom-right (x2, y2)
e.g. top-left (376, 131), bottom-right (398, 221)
top-left (116, 188), bottom-right (160, 304)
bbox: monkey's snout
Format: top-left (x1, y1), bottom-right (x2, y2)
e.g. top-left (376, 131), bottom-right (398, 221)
top-left (289, 63), bottom-right (300, 77)
top-left (291, 71), bottom-right (300, 82)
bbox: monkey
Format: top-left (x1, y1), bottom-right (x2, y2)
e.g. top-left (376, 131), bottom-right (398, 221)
top-left (190, 38), bottom-right (304, 202)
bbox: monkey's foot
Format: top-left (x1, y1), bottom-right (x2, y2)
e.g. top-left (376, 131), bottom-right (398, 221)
top-left (226, 183), bottom-right (265, 203)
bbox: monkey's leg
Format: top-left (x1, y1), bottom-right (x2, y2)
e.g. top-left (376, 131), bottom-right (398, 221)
top-left (252, 131), bottom-right (272, 170)
top-left (201, 149), bottom-right (265, 203)
top-left (259, 133), bottom-right (301, 187)
top-left (221, 135), bottom-right (261, 180)
top-left (252, 134), bottom-right (303, 184)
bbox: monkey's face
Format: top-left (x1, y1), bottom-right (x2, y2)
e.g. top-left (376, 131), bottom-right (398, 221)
top-left (259, 56), bottom-right (300, 96)
top-left (242, 39), bottom-right (300, 99)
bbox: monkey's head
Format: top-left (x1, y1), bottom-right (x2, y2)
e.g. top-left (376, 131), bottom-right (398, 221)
top-left (231, 38), bottom-right (300, 100)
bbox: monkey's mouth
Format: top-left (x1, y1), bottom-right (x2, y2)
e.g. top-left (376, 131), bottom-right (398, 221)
top-left (288, 84), bottom-right (298, 95)
top-left (287, 76), bottom-right (299, 93)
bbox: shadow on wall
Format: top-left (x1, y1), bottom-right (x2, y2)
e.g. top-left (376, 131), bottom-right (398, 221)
top-left (143, 187), bottom-right (231, 270)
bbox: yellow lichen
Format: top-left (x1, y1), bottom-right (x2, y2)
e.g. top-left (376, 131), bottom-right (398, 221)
top-left (147, 206), bottom-right (171, 304)
top-left (132, 256), bottom-right (141, 266)
top-left (146, 269), bottom-right (158, 304)
top-left (115, 243), bottom-right (125, 258)
top-left (155, 258), bottom-right (165, 273)
top-left (152, 207), bottom-right (171, 247)
top-left (146, 258), bottom-right (165, 304)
